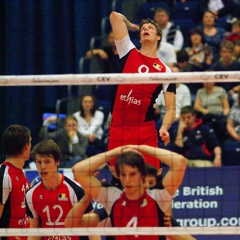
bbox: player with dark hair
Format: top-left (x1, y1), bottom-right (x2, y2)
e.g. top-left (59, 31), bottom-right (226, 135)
top-left (25, 140), bottom-right (94, 240)
top-left (72, 144), bottom-right (186, 240)
top-left (0, 125), bottom-right (32, 240)
top-left (108, 11), bottom-right (176, 183)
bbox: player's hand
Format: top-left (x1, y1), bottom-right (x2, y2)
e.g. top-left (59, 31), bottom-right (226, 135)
top-left (129, 23), bottom-right (139, 32)
top-left (159, 129), bottom-right (170, 146)
top-left (98, 50), bottom-right (108, 60)
top-left (87, 134), bottom-right (97, 142)
top-left (213, 155), bottom-right (222, 167)
top-left (164, 212), bottom-right (172, 227)
top-left (178, 119), bottom-right (186, 133)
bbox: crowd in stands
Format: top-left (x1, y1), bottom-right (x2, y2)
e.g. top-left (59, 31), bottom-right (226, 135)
top-left (37, 0), bottom-right (240, 169)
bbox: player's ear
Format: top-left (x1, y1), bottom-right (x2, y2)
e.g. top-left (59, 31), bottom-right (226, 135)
top-left (157, 168), bottom-right (162, 176)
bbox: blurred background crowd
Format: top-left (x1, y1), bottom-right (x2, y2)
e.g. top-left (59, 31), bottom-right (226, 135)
top-left (0, 0), bottom-right (239, 167)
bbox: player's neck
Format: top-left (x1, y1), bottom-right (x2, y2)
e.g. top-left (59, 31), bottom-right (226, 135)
top-left (43, 172), bottom-right (62, 191)
top-left (125, 187), bottom-right (145, 200)
top-left (5, 157), bottom-right (25, 169)
top-left (140, 45), bottom-right (157, 58)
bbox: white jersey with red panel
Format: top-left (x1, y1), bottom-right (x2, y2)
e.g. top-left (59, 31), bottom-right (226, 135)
top-left (0, 162), bottom-right (30, 240)
top-left (25, 174), bottom-right (92, 240)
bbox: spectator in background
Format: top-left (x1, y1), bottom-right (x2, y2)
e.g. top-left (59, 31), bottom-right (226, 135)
top-left (210, 40), bottom-right (240, 99)
top-left (174, 49), bottom-right (203, 96)
top-left (198, 0), bottom-right (236, 20)
top-left (199, 10), bottom-right (226, 63)
top-left (194, 82), bottom-right (230, 143)
top-left (185, 28), bottom-right (213, 71)
top-left (86, 31), bottom-right (119, 117)
top-left (226, 88), bottom-right (240, 142)
top-left (73, 94), bottom-right (105, 156)
top-left (226, 19), bottom-right (240, 42)
top-left (154, 66), bottom-right (191, 121)
top-left (154, 8), bottom-right (184, 52)
top-left (174, 106), bottom-right (222, 167)
top-left (0, 125), bottom-right (31, 239)
top-left (233, 39), bottom-right (240, 60)
top-left (40, 115), bottom-right (88, 168)
top-left (156, 41), bottom-right (177, 68)
top-left (86, 31), bottom-right (119, 74)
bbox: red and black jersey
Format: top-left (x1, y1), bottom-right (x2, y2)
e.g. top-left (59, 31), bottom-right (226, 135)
top-left (25, 174), bottom-right (93, 240)
top-left (0, 162), bottom-right (30, 240)
top-left (96, 186), bottom-right (172, 240)
top-left (108, 37), bottom-right (176, 168)
top-left (111, 48), bottom-right (175, 126)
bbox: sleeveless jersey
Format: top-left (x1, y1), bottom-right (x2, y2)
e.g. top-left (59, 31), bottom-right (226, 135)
top-left (96, 186), bottom-right (172, 240)
top-left (26, 175), bottom-right (92, 240)
top-left (108, 36), bottom-right (175, 168)
top-left (0, 162), bottom-right (30, 240)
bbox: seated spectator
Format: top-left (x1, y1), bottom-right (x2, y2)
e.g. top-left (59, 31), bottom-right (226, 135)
top-left (86, 31), bottom-right (119, 73)
top-left (226, 19), bottom-right (240, 42)
top-left (174, 49), bottom-right (203, 96)
top-left (173, 105), bottom-right (222, 167)
top-left (222, 88), bottom-right (240, 165)
top-left (233, 39), bottom-right (240, 60)
top-left (198, 0), bottom-right (236, 20)
top-left (185, 28), bottom-right (213, 71)
top-left (73, 94), bottom-right (105, 156)
top-left (40, 115), bottom-right (88, 168)
top-left (226, 88), bottom-right (240, 142)
top-left (199, 10), bottom-right (226, 63)
top-left (86, 31), bottom-right (117, 122)
top-left (210, 40), bottom-right (240, 98)
top-left (154, 66), bottom-right (191, 121)
top-left (194, 82), bottom-right (230, 143)
top-left (156, 41), bottom-right (177, 68)
top-left (154, 8), bottom-right (184, 51)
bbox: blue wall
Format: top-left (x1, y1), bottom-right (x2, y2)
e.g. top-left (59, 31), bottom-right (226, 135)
top-left (0, 0), bottom-right (112, 156)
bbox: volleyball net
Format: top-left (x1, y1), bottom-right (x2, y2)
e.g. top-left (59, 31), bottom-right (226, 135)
top-left (1, 71), bottom-right (240, 239)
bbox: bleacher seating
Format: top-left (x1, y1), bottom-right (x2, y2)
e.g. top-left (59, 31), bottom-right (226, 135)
top-left (174, 18), bottom-right (195, 48)
top-left (172, 1), bottom-right (200, 25)
top-left (137, 2), bottom-right (170, 21)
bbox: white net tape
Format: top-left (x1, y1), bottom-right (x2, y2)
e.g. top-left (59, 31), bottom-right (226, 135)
top-left (1, 226), bottom-right (240, 236)
top-left (0, 71), bottom-right (239, 86)
top-left (1, 72), bottom-right (239, 238)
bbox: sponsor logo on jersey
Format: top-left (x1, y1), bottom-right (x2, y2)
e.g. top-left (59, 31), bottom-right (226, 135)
top-left (120, 90), bottom-right (141, 105)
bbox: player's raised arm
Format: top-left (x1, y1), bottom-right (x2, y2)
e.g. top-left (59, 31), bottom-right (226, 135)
top-left (109, 11), bottom-right (139, 41)
top-left (72, 146), bottom-right (124, 198)
top-left (131, 145), bottom-right (186, 195)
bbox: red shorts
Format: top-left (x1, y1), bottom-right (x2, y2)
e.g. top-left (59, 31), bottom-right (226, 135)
top-left (108, 122), bottom-right (160, 168)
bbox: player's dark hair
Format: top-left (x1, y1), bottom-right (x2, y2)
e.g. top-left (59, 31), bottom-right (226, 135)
top-left (180, 105), bottom-right (195, 115)
top-left (115, 151), bottom-right (146, 177)
top-left (2, 125), bottom-right (31, 157)
top-left (145, 163), bottom-right (158, 178)
top-left (31, 140), bottom-right (61, 163)
top-left (139, 18), bottom-right (162, 49)
top-left (79, 95), bottom-right (97, 118)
